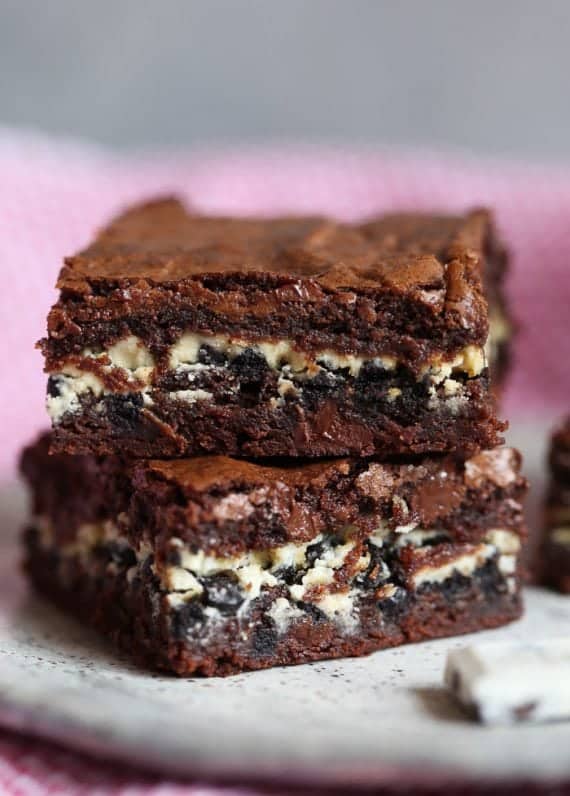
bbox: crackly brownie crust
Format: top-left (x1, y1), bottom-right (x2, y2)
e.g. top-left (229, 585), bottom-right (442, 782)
top-left (541, 418), bottom-right (570, 593)
top-left (45, 201), bottom-right (494, 362)
top-left (40, 199), bottom-right (508, 458)
top-left (21, 434), bottom-right (526, 675)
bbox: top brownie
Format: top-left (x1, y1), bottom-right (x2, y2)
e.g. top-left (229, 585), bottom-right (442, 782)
top-left (41, 198), bottom-right (506, 458)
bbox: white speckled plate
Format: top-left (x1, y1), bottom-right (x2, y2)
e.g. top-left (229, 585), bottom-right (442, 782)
top-left (0, 423), bottom-right (568, 789)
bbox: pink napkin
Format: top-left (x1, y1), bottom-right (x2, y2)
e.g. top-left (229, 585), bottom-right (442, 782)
top-left (0, 732), bottom-right (263, 795)
top-left (1, 129), bottom-right (569, 794)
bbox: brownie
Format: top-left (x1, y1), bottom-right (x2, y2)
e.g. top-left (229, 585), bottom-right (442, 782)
top-left (481, 220), bottom-right (512, 394)
top-left (21, 433), bottom-right (527, 676)
top-left (541, 418), bottom-right (570, 593)
top-left (40, 199), bottom-right (508, 458)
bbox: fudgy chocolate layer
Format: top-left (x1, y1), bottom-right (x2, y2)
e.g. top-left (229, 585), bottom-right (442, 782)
top-left (48, 366), bottom-right (503, 458)
top-left (40, 199), bottom-right (510, 457)
top-left (21, 433), bottom-right (526, 557)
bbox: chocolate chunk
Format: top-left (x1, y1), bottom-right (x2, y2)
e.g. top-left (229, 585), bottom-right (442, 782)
top-left (357, 543), bottom-right (392, 590)
top-left (96, 541), bottom-right (137, 570)
top-left (202, 573), bottom-right (244, 614)
top-left (171, 600), bottom-right (206, 640)
top-left (46, 375), bottom-right (62, 398)
top-left (298, 602), bottom-right (327, 623)
top-left (229, 349), bottom-right (269, 380)
top-left (305, 541), bottom-right (326, 568)
top-left (105, 393), bottom-right (144, 432)
top-left (379, 587), bottom-right (408, 623)
top-left (198, 344), bottom-right (227, 366)
top-left (251, 623), bottom-right (278, 658)
top-left (273, 565), bottom-right (298, 585)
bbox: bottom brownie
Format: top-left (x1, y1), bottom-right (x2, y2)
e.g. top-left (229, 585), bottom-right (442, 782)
top-left (20, 433), bottom-right (526, 676)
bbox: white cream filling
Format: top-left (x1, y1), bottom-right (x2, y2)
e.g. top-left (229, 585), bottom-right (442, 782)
top-left (105, 336), bottom-right (154, 371)
top-left (422, 345), bottom-right (487, 384)
top-left (168, 389), bottom-right (213, 404)
top-left (168, 533), bottom-right (365, 635)
top-left (393, 529), bottom-right (450, 549)
top-left (266, 598), bottom-right (305, 634)
top-left (46, 369), bottom-right (105, 421)
top-left (33, 516), bottom-right (519, 636)
top-left (83, 335), bottom-right (155, 385)
top-left (426, 382), bottom-right (469, 414)
top-left (172, 533), bottom-right (355, 602)
top-left (35, 516), bottom-right (121, 557)
top-left (47, 332), bottom-right (486, 422)
top-left (411, 530), bottom-right (520, 588)
top-left (163, 568), bottom-right (203, 596)
top-left (46, 335), bottom-right (155, 422)
top-left (412, 544), bottom-right (496, 588)
top-left (486, 529), bottom-right (521, 554)
top-left (314, 590), bottom-right (359, 631)
top-left (168, 333), bottom-right (399, 377)
top-left (288, 541), bottom-right (368, 602)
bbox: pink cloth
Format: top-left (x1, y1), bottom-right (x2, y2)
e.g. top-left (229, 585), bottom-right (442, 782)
top-left (0, 732), bottom-right (263, 795)
top-left (1, 130), bottom-right (569, 794)
top-left (2, 131), bottom-right (569, 477)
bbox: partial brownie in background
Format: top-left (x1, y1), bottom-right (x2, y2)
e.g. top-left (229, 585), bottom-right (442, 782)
top-left (41, 199), bottom-right (508, 459)
top-left (21, 433), bottom-right (527, 676)
top-left (481, 219), bottom-right (512, 394)
top-left (541, 418), bottom-right (570, 593)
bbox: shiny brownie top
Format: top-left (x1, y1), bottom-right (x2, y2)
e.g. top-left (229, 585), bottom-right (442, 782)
top-left (57, 197), bottom-right (493, 310)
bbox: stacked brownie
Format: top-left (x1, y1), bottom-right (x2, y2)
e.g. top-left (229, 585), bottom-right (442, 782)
top-left (540, 418), bottom-right (570, 593)
top-left (21, 199), bottom-right (527, 675)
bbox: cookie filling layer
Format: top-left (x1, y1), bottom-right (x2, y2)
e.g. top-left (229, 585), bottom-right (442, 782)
top-left (32, 517), bottom-right (520, 637)
top-left (46, 333), bottom-right (486, 424)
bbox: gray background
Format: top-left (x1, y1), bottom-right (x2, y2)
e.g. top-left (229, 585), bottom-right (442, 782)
top-left (1, 0), bottom-right (569, 160)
